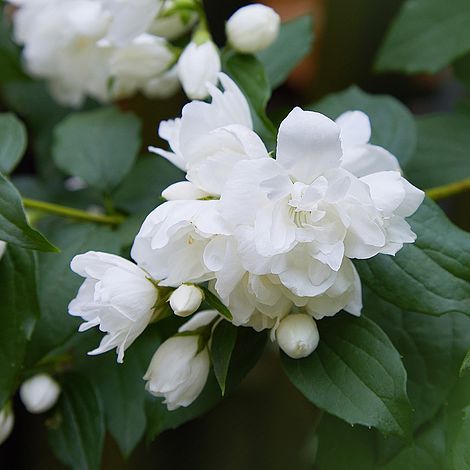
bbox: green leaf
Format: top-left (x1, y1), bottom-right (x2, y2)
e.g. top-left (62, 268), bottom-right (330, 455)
top-left (26, 221), bottom-right (122, 365)
top-left (0, 245), bottom-right (39, 408)
top-left (0, 172), bottom-right (58, 252)
top-left (0, 9), bottom-right (27, 83)
top-left (312, 86), bottom-right (416, 166)
top-left (460, 349), bottom-right (470, 377)
top-left (113, 154), bottom-right (184, 214)
top-left (48, 374), bottom-right (105, 470)
top-left (222, 52), bottom-right (276, 150)
top-left (282, 315), bottom-right (412, 437)
top-left (404, 113), bottom-right (470, 189)
top-left (449, 405), bottom-right (470, 469)
top-left (0, 113), bottom-right (27, 174)
top-left (53, 107), bottom-right (141, 193)
top-left (200, 286), bottom-right (233, 321)
top-left (211, 321), bottom-right (238, 395)
top-left (257, 15), bottom-right (314, 89)
top-left (375, 0), bottom-right (470, 73)
top-left (356, 199), bottom-right (470, 319)
top-left (453, 52), bottom-right (470, 87)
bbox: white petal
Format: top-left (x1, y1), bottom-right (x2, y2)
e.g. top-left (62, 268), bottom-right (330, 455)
top-left (336, 110), bottom-right (371, 146)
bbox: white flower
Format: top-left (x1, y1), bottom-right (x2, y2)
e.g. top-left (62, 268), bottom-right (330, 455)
top-left (144, 333), bottom-right (210, 410)
top-left (177, 40), bottom-right (221, 100)
top-left (150, 73), bottom-right (268, 196)
top-left (142, 65), bottom-right (181, 99)
top-left (109, 33), bottom-right (174, 99)
top-left (162, 181), bottom-right (211, 201)
top-left (276, 314), bottom-right (319, 359)
top-left (19, 374), bottom-right (61, 414)
top-left (0, 405), bottom-right (14, 445)
top-left (131, 200), bottom-right (230, 287)
top-left (149, 1), bottom-right (197, 40)
top-left (169, 284), bottom-right (203, 317)
top-left (69, 251), bottom-right (158, 363)
top-left (226, 4), bottom-right (280, 53)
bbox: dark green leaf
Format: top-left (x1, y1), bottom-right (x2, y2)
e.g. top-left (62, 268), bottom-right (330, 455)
top-left (200, 286), bottom-right (233, 321)
top-left (0, 172), bottom-right (58, 252)
top-left (404, 114), bottom-right (470, 189)
top-left (26, 221), bottom-right (122, 365)
top-left (48, 374), bottom-right (105, 470)
top-left (0, 245), bottom-right (39, 408)
top-left (453, 52), bottom-right (470, 87)
top-left (257, 15), bottom-right (314, 89)
top-left (449, 405), bottom-right (470, 469)
top-left (375, 0), bottom-right (470, 73)
top-left (113, 154), bottom-right (184, 214)
top-left (356, 199), bottom-right (470, 319)
top-left (53, 107), bottom-right (141, 193)
top-left (0, 10), bottom-right (26, 83)
top-left (0, 113), bottom-right (27, 174)
top-left (312, 86), bottom-right (416, 166)
top-left (211, 321), bottom-right (238, 395)
top-left (282, 315), bottom-right (411, 437)
top-left (222, 53), bottom-right (276, 150)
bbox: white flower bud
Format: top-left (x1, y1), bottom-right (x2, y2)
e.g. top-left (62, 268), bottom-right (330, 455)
top-left (162, 181), bottom-right (211, 201)
top-left (226, 4), bottom-right (280, 53)
top-left (169, 284), bottom-right (203, 317)
top-left (177, 40), bottom-right (221, 100)
top-left (0, 405), bottom-right (14, 445)
top-left (276, 314), bottom-right (319, 359)
top-left (19, 374), bottom-right (61, 414)
top-left (144, 335), bottom-right (210, 410)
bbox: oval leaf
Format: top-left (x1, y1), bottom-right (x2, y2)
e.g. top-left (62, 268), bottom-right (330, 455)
top-left (0, 113), bottom-right (27, 174)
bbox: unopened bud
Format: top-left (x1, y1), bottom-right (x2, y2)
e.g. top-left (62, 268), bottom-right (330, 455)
top-left (0, 404), bottom-right (14, 445)
top-left (276, 314), bottom-right (319, 359)
top-left (19, 374), bottom-right (61, 414)
top-left (226, 4), bottom-right (280, 54)
top-left (169, 284), bottom-right (203, 317)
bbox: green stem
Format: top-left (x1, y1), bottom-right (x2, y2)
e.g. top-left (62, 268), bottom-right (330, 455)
top-left (426, 178), bottom-right (470, 201)
top-left (23, 197), bottom-right (124, 226)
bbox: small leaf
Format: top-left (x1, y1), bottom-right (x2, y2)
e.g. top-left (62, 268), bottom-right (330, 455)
top-left (222, 53), bottom-right (276, 150)
top-left (282, 315), bottom-right (412, 437)
top-left (48, 374), bottom-right (105, 470)
top-left (211, 321), bottom-right (238, 394)
top-left (0, 113), bottom-right (27, 174)
top-left (257, 15), bottom-right (314, 89)
top-left (375, 0), bottom-right (470, 73)
top-left (53, 107), bottom-right (141, 194)
top-left (312, 86), bottom-right (416, 166)
top-left (0, 245), bottom-right (40, 408)
top-left (200, 286), bottom-right (233, 320)
top-left (0, 172), bottom-right (58, 252)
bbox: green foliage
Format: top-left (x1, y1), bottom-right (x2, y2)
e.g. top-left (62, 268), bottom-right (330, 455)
top-left (282, 315), bottom-right (411, 437)
top-left (356, 199), bottom-right (470, 319)
top-left (211, 321), bottom-right (238, 395)
top-left (0, 172), bottom-right (57, 252)
top-left (48, 374), bottom-right (105, 470)
top-left (200, 286), bottom-right (233, 321)
top-left (0, 245), bottom-right (39, 408)
top-left (257, 15), bottom-right (314, 89)
top-left (461, 349), bottom-right (470, 377)
top-left (0, 113), bottom-right (27, 174)
top-left (53, 107), bottom-right (141, 194)
top-left (404, 114), bottom-right (470, 189)
top-left (222, 52), bottom-right (276, 150)
top-left (313, 86), bottom-right (416, 166)
top-left (375, 0), bottom-right (470, 73)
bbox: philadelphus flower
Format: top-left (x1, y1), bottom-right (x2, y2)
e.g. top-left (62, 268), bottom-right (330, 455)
top-left (276, 314), bottom-right (319, 359)
top-left (144, 310), bottom-right (217, 410)
top-left (0, 405), bottom-right (14, 445)
top-left (177, 38), bottom-right (221, 100)
top-left (226, 4), bottom-right (281, 53)
top-left (19, 374), bottom-right (61, 414)
top-left (169, 284), bottom-right (204, 317)
top-left (68, 251), bottom-right (158, 363)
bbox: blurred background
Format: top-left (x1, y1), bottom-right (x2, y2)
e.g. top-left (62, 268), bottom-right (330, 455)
top-left (0, 0), bottom-right (468, 468)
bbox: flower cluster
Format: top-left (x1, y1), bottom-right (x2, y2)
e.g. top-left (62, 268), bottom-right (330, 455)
top-left (8, 1), bottom-right (280, 105)
top-left (69, 73), bottom-right (423, 410)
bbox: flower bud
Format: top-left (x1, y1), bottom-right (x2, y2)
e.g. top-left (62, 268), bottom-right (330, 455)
top-left (162, 181), bottom-right (211, 201)
top-left (177, 40), bottom-right (221, 100)
top-left (144, 335), bottom-right (210, 410)
top-left (19, 374), bottom-right (61, 414)
top-left (226, 4), bottom-right (280, 53)
top-left (0, 404), bottom-right (14, 445)
top-left (276, 314), bottom-right (319, 359)
top-left (169, 284), bottom-right (203, 317)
